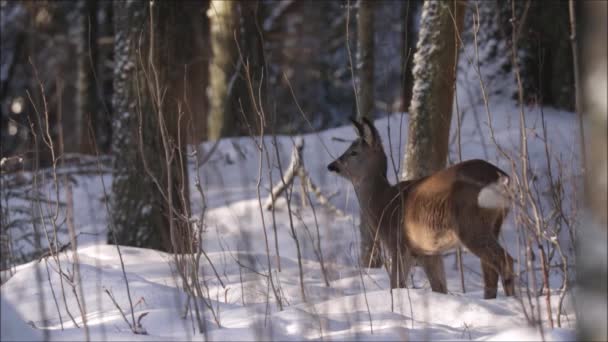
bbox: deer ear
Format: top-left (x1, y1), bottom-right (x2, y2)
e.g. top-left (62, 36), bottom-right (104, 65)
top-left (361, 117), bottom-right (380, 146)
top-left (350, 117), bottom-right (364, 137)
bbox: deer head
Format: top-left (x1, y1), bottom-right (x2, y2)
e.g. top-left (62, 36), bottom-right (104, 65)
top-left (327, 118), bottom-right (388, 185)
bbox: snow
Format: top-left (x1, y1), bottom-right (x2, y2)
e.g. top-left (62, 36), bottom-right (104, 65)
top-left (1, 296), bottom-right (43, 341)
top-left (1, 98), bottom-right (581, 341)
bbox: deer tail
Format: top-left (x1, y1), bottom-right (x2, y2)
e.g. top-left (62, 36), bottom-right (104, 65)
top-left (477, 175), bottom-right (511, 209)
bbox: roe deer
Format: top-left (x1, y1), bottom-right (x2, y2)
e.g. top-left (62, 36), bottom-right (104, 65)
top-left (327, 118), bottom-right (515, 299)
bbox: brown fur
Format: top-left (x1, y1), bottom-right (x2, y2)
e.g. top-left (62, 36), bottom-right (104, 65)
top-left (328, 118), bottom-right (515, 299)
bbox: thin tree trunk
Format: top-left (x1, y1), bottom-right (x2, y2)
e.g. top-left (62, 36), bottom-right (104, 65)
top-left (356, 0), bottom-right (382, 268)
top-left (401, 0), bottom-right (420, 111)
top-left (77, 0), bottom-right (98, 154)
top-left (576, 1), bottom-right (607, 341)
top-left (207, 0), bottom-right (240, 140)
top-left (357, 0), bottom-right (375, 120)
top-left (98, 0), bottom-right (114, 153)
top-left (402, 0), bottom-right (466, 179)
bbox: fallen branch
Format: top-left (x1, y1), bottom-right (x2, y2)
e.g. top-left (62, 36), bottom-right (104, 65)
top-left (264, 138), bottom-right (344, 216)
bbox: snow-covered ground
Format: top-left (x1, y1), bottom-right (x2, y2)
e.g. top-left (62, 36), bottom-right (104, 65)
top-left (1, 99), bottom-right (581, 341)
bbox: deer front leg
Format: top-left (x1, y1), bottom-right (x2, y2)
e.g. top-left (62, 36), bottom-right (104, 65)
top-left (390, 251), bottom-right (399, 289)
top-left (390, 248), bottom-right (412, 289)
top-left (419, 255), bottom-right (448, 293)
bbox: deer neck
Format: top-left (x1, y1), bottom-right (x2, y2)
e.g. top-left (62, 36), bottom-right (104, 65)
top-left (354, 172), bottom-right (397, 231)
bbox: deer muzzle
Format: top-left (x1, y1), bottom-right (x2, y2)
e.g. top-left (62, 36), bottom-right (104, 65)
top-left (327, 161), bottom-right (340, 173)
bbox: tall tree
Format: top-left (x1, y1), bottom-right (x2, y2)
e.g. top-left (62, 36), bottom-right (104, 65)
top-left (356, 0), bottom-right (382, 268)
top-left (456, 1), bottom-right (574, 110)
top-left (576, 1), bottom-right (607, 341)
top-left (207, 0), bottom-right (239, 141)
top-left (400, 0), bottom-right (465, 286)
top-left (401, 0), bottom-right (421, 111)
top-left (75, 0), bottom-right (98, 154)
top-left (111, 1), bottom-right (195, 253)
top-left (517, 0), bottom-right (574, 110)
top-left (402, 0), bottom-right (466, 180)
top-left (357, 0), bottom-right (374, 122)
top-left (207, 0), bottom-right (265, 140)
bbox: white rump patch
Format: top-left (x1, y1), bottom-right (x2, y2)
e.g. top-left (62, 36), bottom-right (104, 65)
top-left (477, 176), bottom-right (510, 209)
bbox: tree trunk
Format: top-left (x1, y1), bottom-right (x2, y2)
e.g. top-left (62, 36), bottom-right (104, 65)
top-left (402, 0), bottom-right (466, 180)
top-left (576, 1), bottom-right (607, 341)
top-left (516, 1), bottom-right (574, 110)
top-left (357, 0), bottom-right (375, 120)
top-left (239, 0), bottom-right (267, 134)
top-left (207, 0), bottom-right (240, 140)
top-left (207, 0), bottom-right (265, 140)
top-left (401, 0), bottom-right (421, 111)
top-left (97, 0), bottom-right (115, 153)
top-left (76, 0), bottom-right (98, 154)
top-left (110, 0), bottom-right (192, 253)
top-left (356, 0), bottom-right (382, 268)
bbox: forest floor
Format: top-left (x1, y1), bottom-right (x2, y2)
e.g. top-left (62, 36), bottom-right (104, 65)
top-left (1, 99), bottom-right (581, 341)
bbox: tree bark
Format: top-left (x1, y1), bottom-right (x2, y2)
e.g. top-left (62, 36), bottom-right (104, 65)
top-left (110, 0), bottom-right (193, 253)
top-left (516, 1), bottom-right (574, 110)
top-left (76, 0), bottom-right (98, 154)
top-left (207, 0), bottom-right (240, 140)
top-left (576, 1), bottom-right (607, 341)
top-left (402, 0), bottom-right (466, 180)
top-left (207, 0), bottom-right (265, 140)
top-left (355, 0), bottom-right (382, 268)
top-left (401, 0), bottom-right (420, 111)
top-left (357, 0), bottom-right (374, 120)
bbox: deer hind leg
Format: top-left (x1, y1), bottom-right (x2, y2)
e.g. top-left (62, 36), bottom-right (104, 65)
top-left (418, 255), bottom-right (448, 293)
top-left (480, 259), bottom-right (499, 299)
top-left (480, 215), bottom-right (505, 299)
top-left (492, 214), bottom-right (515, 297)
top-left (460, 237), bottom-right (515, 299)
